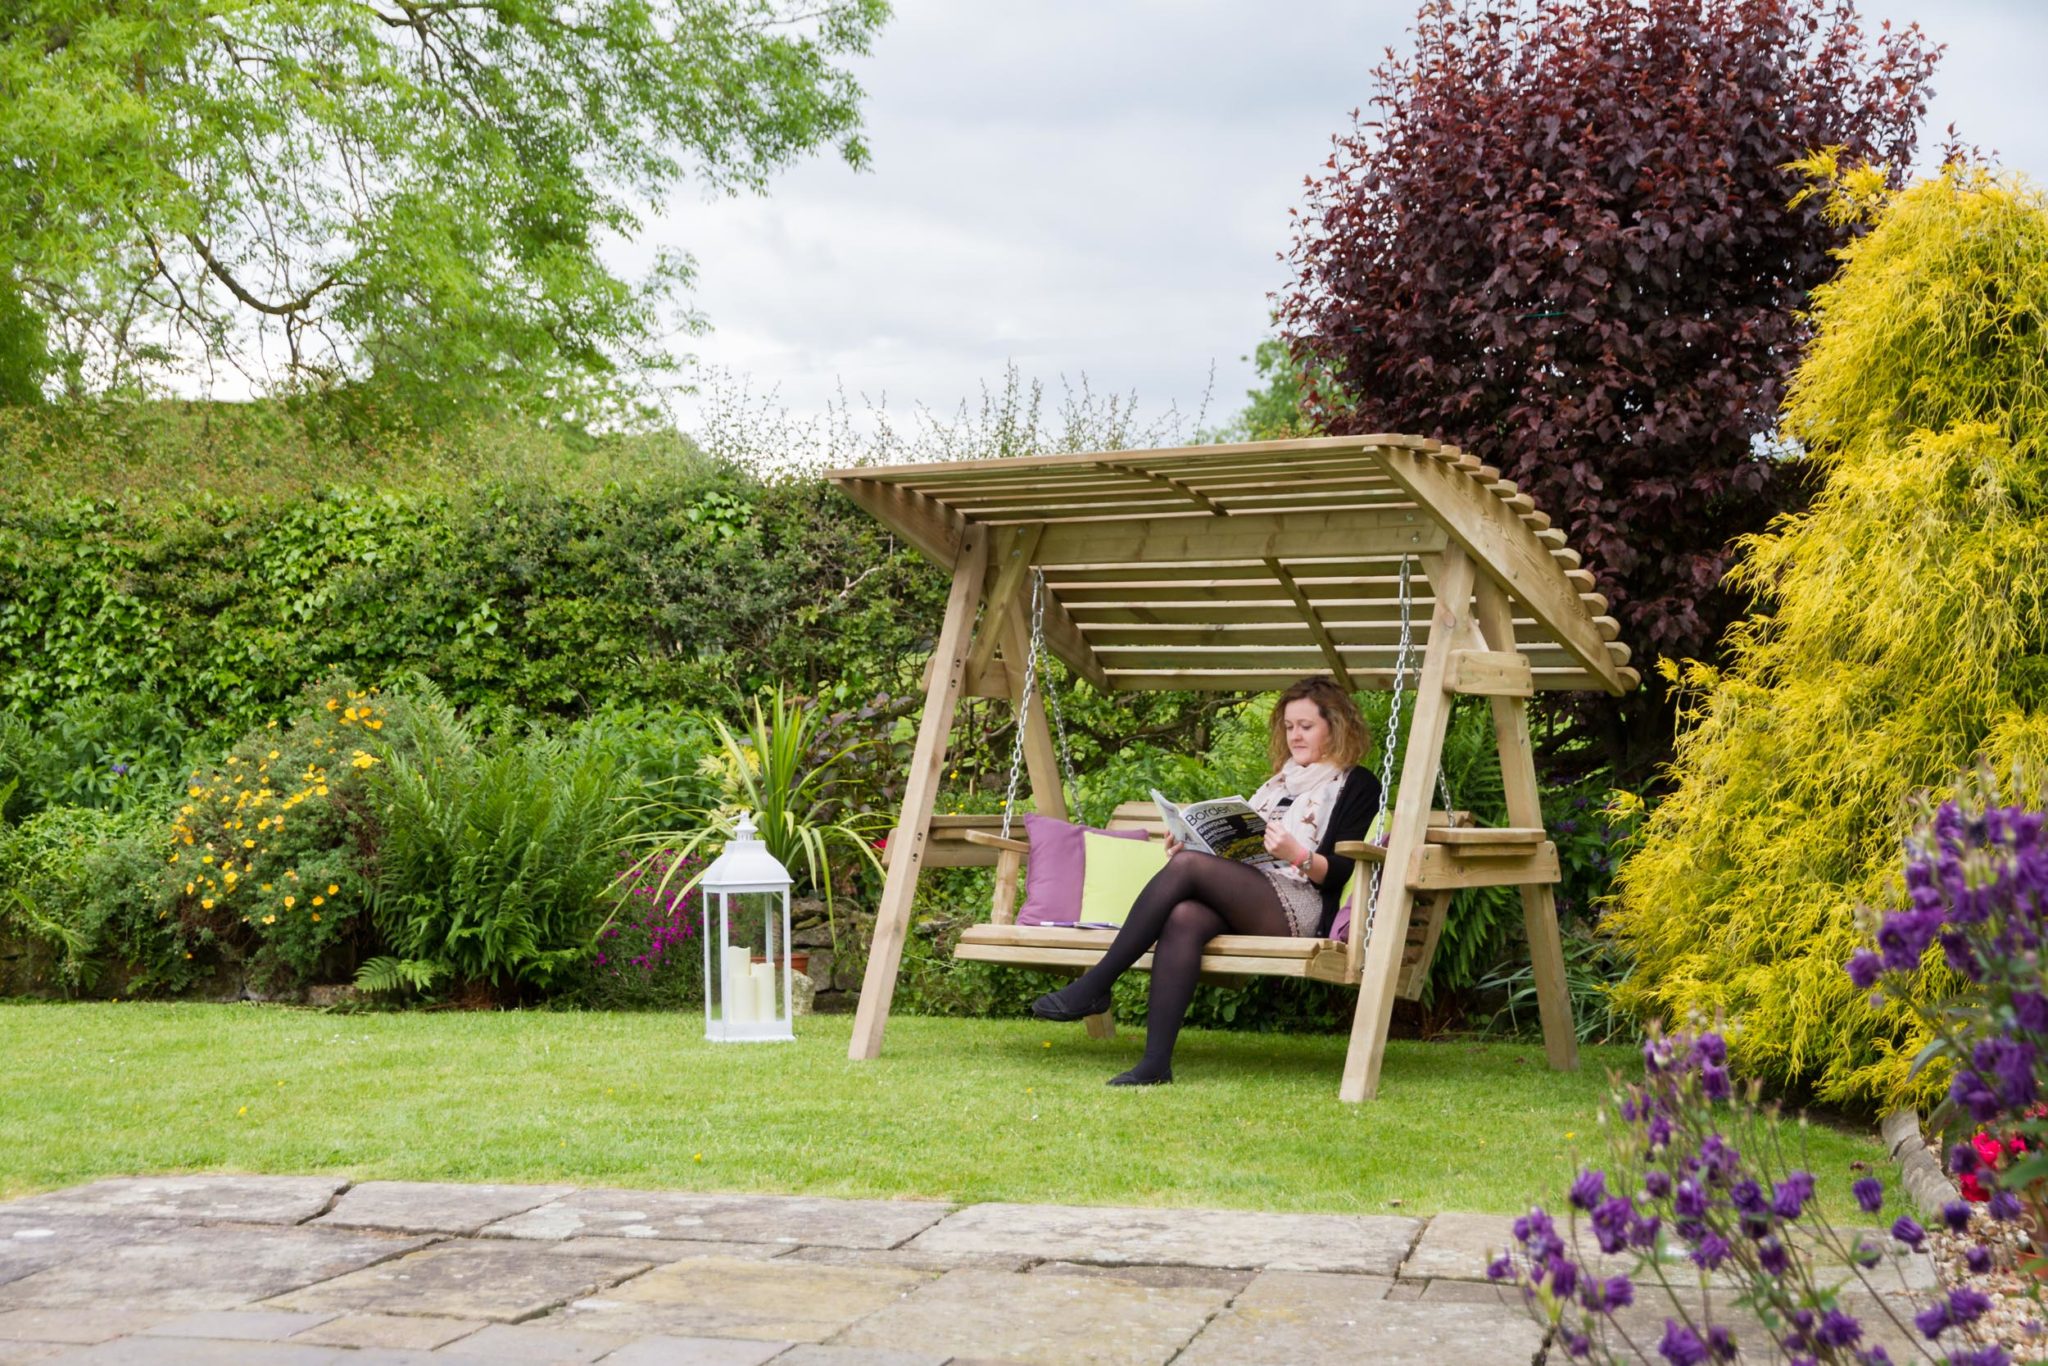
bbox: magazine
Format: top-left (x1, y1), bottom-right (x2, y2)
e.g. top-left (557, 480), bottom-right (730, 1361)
top-left (1149, 788), bottom-right (1287, 872)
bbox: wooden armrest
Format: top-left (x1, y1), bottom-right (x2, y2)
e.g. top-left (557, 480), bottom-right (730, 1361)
top-left (963, 830), bottom-right (1029, 854)
top-left (1332, 840), bottom-right (1388, 864)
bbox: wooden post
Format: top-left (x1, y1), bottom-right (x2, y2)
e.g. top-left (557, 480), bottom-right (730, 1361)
top-left (1340, 544), bottom-right (1476, 1103)
top-left (848, 525), bottom-right (991, 1062)
top-left (1473, 576), bottom-right (1578, 1072)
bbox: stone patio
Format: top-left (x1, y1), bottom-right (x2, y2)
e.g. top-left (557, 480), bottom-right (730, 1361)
top-left (0, 1176), bottom-right (1936, 1364)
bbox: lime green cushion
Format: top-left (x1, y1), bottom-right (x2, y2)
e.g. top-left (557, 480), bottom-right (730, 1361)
top-left (1077, 831), bottom-right (1170, 928)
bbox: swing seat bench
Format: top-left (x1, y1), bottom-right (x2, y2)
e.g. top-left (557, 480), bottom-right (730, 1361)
top-left (940, 804), bottom-right (1553, 1001)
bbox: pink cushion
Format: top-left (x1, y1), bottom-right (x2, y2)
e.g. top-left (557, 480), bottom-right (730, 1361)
top-left (1014, 814), bottom-right (1150, 926)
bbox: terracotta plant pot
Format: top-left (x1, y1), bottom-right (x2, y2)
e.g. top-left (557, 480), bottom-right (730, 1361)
top-left (752, 954), bottom-right (809, 977)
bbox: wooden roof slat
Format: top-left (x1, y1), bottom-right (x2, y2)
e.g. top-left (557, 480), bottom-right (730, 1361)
top-left (826, 436), bottom-right (1634, 696)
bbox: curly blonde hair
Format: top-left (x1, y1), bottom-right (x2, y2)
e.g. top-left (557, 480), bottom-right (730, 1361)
top-left (1267, 676), bottom-right (1370, 771)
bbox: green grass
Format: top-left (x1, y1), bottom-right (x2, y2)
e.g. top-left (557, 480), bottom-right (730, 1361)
top-left (0, 1003), bottom-right (1892, 1217)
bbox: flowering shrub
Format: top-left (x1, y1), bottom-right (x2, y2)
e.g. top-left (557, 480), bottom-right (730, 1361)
top-left (588, 848), bottom-right (702, 1007)
top-left (163, 677), bottom-right (398, 987)
top-left (1849, 773), bottom-right (2048, 1266)
top-left (1493, 1022), bottom-right (1962, 1363)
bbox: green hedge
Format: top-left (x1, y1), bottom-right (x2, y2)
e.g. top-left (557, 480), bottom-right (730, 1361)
top-left (0, 473), bottom-right (943, 741)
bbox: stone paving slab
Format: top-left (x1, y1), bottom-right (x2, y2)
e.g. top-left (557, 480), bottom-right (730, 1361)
top-left (554, 1238), bottom-right (792, 1264)
top-left (832, 1266), bottom-right (1229, 1366)
top-left (0, 1223), bottom-right (431, 1314)
top-left (778, 1246), bottom-right (1037, 1275)
top-left (485, 1191), bottom-right (951, 1251)
top-left (317, 1182), bottom-right (577, 1236)
top-left (0, 1311), bottom-right (171, 1347)
top-left (547, 1255), bottom-right (930, 1344)
top-left (0, 1214), bottom-right (183, 1291)
top-left (146, 1309), bottom-right (338, 1340)
top-left (904, 1201), bottom-right (1422, 1274)
top-left (593, 1338), bottom-right (789, 1366)
top-left (286, 1313), bottom-right (486, 1351)
top-left (1026, 1261), bottom-right (1255, 1294)
top-left (428, 1321), bottom-right (630, 1362)
top-left (0, 1176), bottom-right (346, 1227)
top-left (773, 1347), bottom-right (950, 1366)
top-left (265, 1240), bottom-right (650, 1323)
top-left (1176, 1269), bottom-right (1541, 1366)
top-left (43, 1340), bottom-right (347, 1365)
top-left (0, 1344), bottom-right (64, 1365)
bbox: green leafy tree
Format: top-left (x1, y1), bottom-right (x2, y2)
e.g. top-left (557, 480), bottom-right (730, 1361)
top-left (0, 0), bottom-right (887, 418)
top-left (1607, 164), bottom-right (2048, 1108)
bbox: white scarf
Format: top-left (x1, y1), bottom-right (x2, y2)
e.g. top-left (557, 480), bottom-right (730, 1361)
top-left (1249, 760), bottom-right (1348, 883)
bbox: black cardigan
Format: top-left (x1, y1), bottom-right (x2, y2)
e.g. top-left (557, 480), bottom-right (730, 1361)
top-left (1308, 765), bottom-right (1384, 937)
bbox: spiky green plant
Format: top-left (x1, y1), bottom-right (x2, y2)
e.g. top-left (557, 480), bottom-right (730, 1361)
top-left (625, 687), bottom-right (887, 933)
top-left (1608, 164), bottom-right (2048, 1107)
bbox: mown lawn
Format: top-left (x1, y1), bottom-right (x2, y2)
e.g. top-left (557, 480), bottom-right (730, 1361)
top-left (0, 1003), bottom-right (1892, 1217)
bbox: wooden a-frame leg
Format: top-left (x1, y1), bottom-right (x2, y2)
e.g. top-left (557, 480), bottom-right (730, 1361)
top-left (848, 526), bottom-right (991, 1062)
top-left (1474, 578), bottom-right (1578, 1072)
top-left (1341, 545), bottom-right (1478, 1103)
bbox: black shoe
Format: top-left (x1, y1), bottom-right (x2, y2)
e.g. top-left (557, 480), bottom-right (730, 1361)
top-left (1107, 1066), bottom-right (1172, 1086)
top-left (1030, 988), bottom-right (1111, 1022)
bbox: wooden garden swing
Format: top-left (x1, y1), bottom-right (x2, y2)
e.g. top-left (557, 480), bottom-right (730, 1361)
top-left (826, 435), bottom-right (1638, 1102)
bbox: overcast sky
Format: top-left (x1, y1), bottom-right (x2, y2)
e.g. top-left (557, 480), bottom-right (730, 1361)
top-left (647, 0), bottom-right (2048, 443)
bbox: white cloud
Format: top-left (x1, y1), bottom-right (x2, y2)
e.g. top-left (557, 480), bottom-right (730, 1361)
top-left (646, 0), bottom-right (2048, 439)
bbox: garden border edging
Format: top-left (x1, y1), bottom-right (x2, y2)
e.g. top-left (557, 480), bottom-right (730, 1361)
top-left (1882, 1107), bottom-right (1957, 1215)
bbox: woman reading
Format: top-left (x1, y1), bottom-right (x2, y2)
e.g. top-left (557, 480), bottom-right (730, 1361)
top-left (1030, 676), bottom-right (1383, 1085)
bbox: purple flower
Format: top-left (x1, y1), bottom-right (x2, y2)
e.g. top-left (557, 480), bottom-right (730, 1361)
top-left (1547, 1254), bottom-right (1579, 1300)
top-left (1942, 1200), bottom-right (1972, 1232)
top-left (1853, 1176), bottom-right (1885, 1211)
top-left (1730, 1179), bottom-right (1767, 1215)
top-left (1851, 1238), bottom-right (1883, 1268)
top-left (2015, 990), bottom-right (2048, 1033)
top-left (1590, 1196), bottom-right (1633, 1254)
top-left (1989, 1190), bottom-right (2023, 1222)
top-left (1891, 1216), bottom-right (1926, 1250)
top-left (1691, 1232), bottom-right (1732, 1270)
top-left (1914, 1300), bottom-right (1950, 1339)
top-left (1950, 1143), bottom-right (1979, 1174)
top-left (1627, 1213), bottom-right (1662, 1250)
top-left (1706, 1325), bottom-right (1736, 1362)
top-left (1771, 1178), bottom-right (1807, 1220)
top-left (1757, 1235), bottom-right (1788, 1276)
top-left (1644, 1169), bottom-right (1672, 1199)
top-left (1948, 1286), bottom-right (1992, 1326)
top-left (1569, 1168), bottom-right (1607, 1211)
top-left (1600, 1274), bottom-right (1634, 1310)
top-left (1674, 1179), bottom-right (1708, 1218)
top-left (1564, 1331), bottom-right (1591, 1358)
top-left (1690, 1031), bottom-right (1728, 1067)
top-left (1814, 1309), bottom-right (1862, 1348)
top-left (1486, 1253), bottom-right (1512, 1281)
top-left (1966, 1244), bottom-right (1993, 1274)
top-left (1699, 1063), bottom-right (1731, 1100)
top-left (1658, 1320), bottom-right (1710, 1366)
top-left (1943, 1348), bottom-right (2011, 1366)
top-left (1846, 949), bottom-right (1883, 988)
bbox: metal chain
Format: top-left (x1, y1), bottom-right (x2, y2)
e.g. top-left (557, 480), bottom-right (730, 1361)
top-left (997, 575), bottom-right (1043, 842)
top-left (998, 569), bottom-right (1078, 838)
top-left (1364, 556), bottom-right (1415, 935)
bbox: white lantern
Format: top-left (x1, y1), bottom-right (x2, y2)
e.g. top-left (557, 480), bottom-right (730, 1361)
top-left (698, 811), bottom-right (795, 1043)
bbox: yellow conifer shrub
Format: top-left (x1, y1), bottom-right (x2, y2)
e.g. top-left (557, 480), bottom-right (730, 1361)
top-left (1609, 165), bottom-right (2048, 1108)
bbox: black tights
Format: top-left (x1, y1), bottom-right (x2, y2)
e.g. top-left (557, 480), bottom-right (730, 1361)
top-left (1046, 850), bottom-right (1292, 1081)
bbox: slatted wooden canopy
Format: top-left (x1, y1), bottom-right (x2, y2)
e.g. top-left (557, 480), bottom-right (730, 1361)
top-left (826, 434), bottom-right (1639, 1101)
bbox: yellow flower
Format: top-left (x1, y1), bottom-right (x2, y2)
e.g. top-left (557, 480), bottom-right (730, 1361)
top-left (311, 895), bottom-right (324, 907)
top-left (223, 872), bottom-right (238, 886)
top-left (310, 913), bottom-right (320, 923)
top-left (201, 898), bottom-right (215, 909)
top-left (325, 698), bottom-right (339, 711)
top-left (201, 854), bottom-right (214, 864)
top-left (185, 882), bottom-right (195, 895)
top-left (367, 719), bottom-right (383, 730)
top-left (262, 914), bottom-right (276, 925)
top-left (286, 869), bottom-right (298, 880)
top-left (237, 1105), bottom-right (247, 1116)
top-left (261, 883), bottom-right (273, 892)
top-left (315, 785), bottom-right (329, 796)
top-left (350, 752), bottom-right (378, 770)
top-left (267, 750), bottom-right (279, 760)
top-left (188, 786), bottom-right (202, 798)
top-left (326, 884), bottom-right (339, 896)
top-left (243, 838), bottom-right (255, 848)
top-left (267, 719), bottom-right (278, 728)
top-left (168, 853), bottom-right (179, 864)
top-left (284, 896), bottom-right (296, 908)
